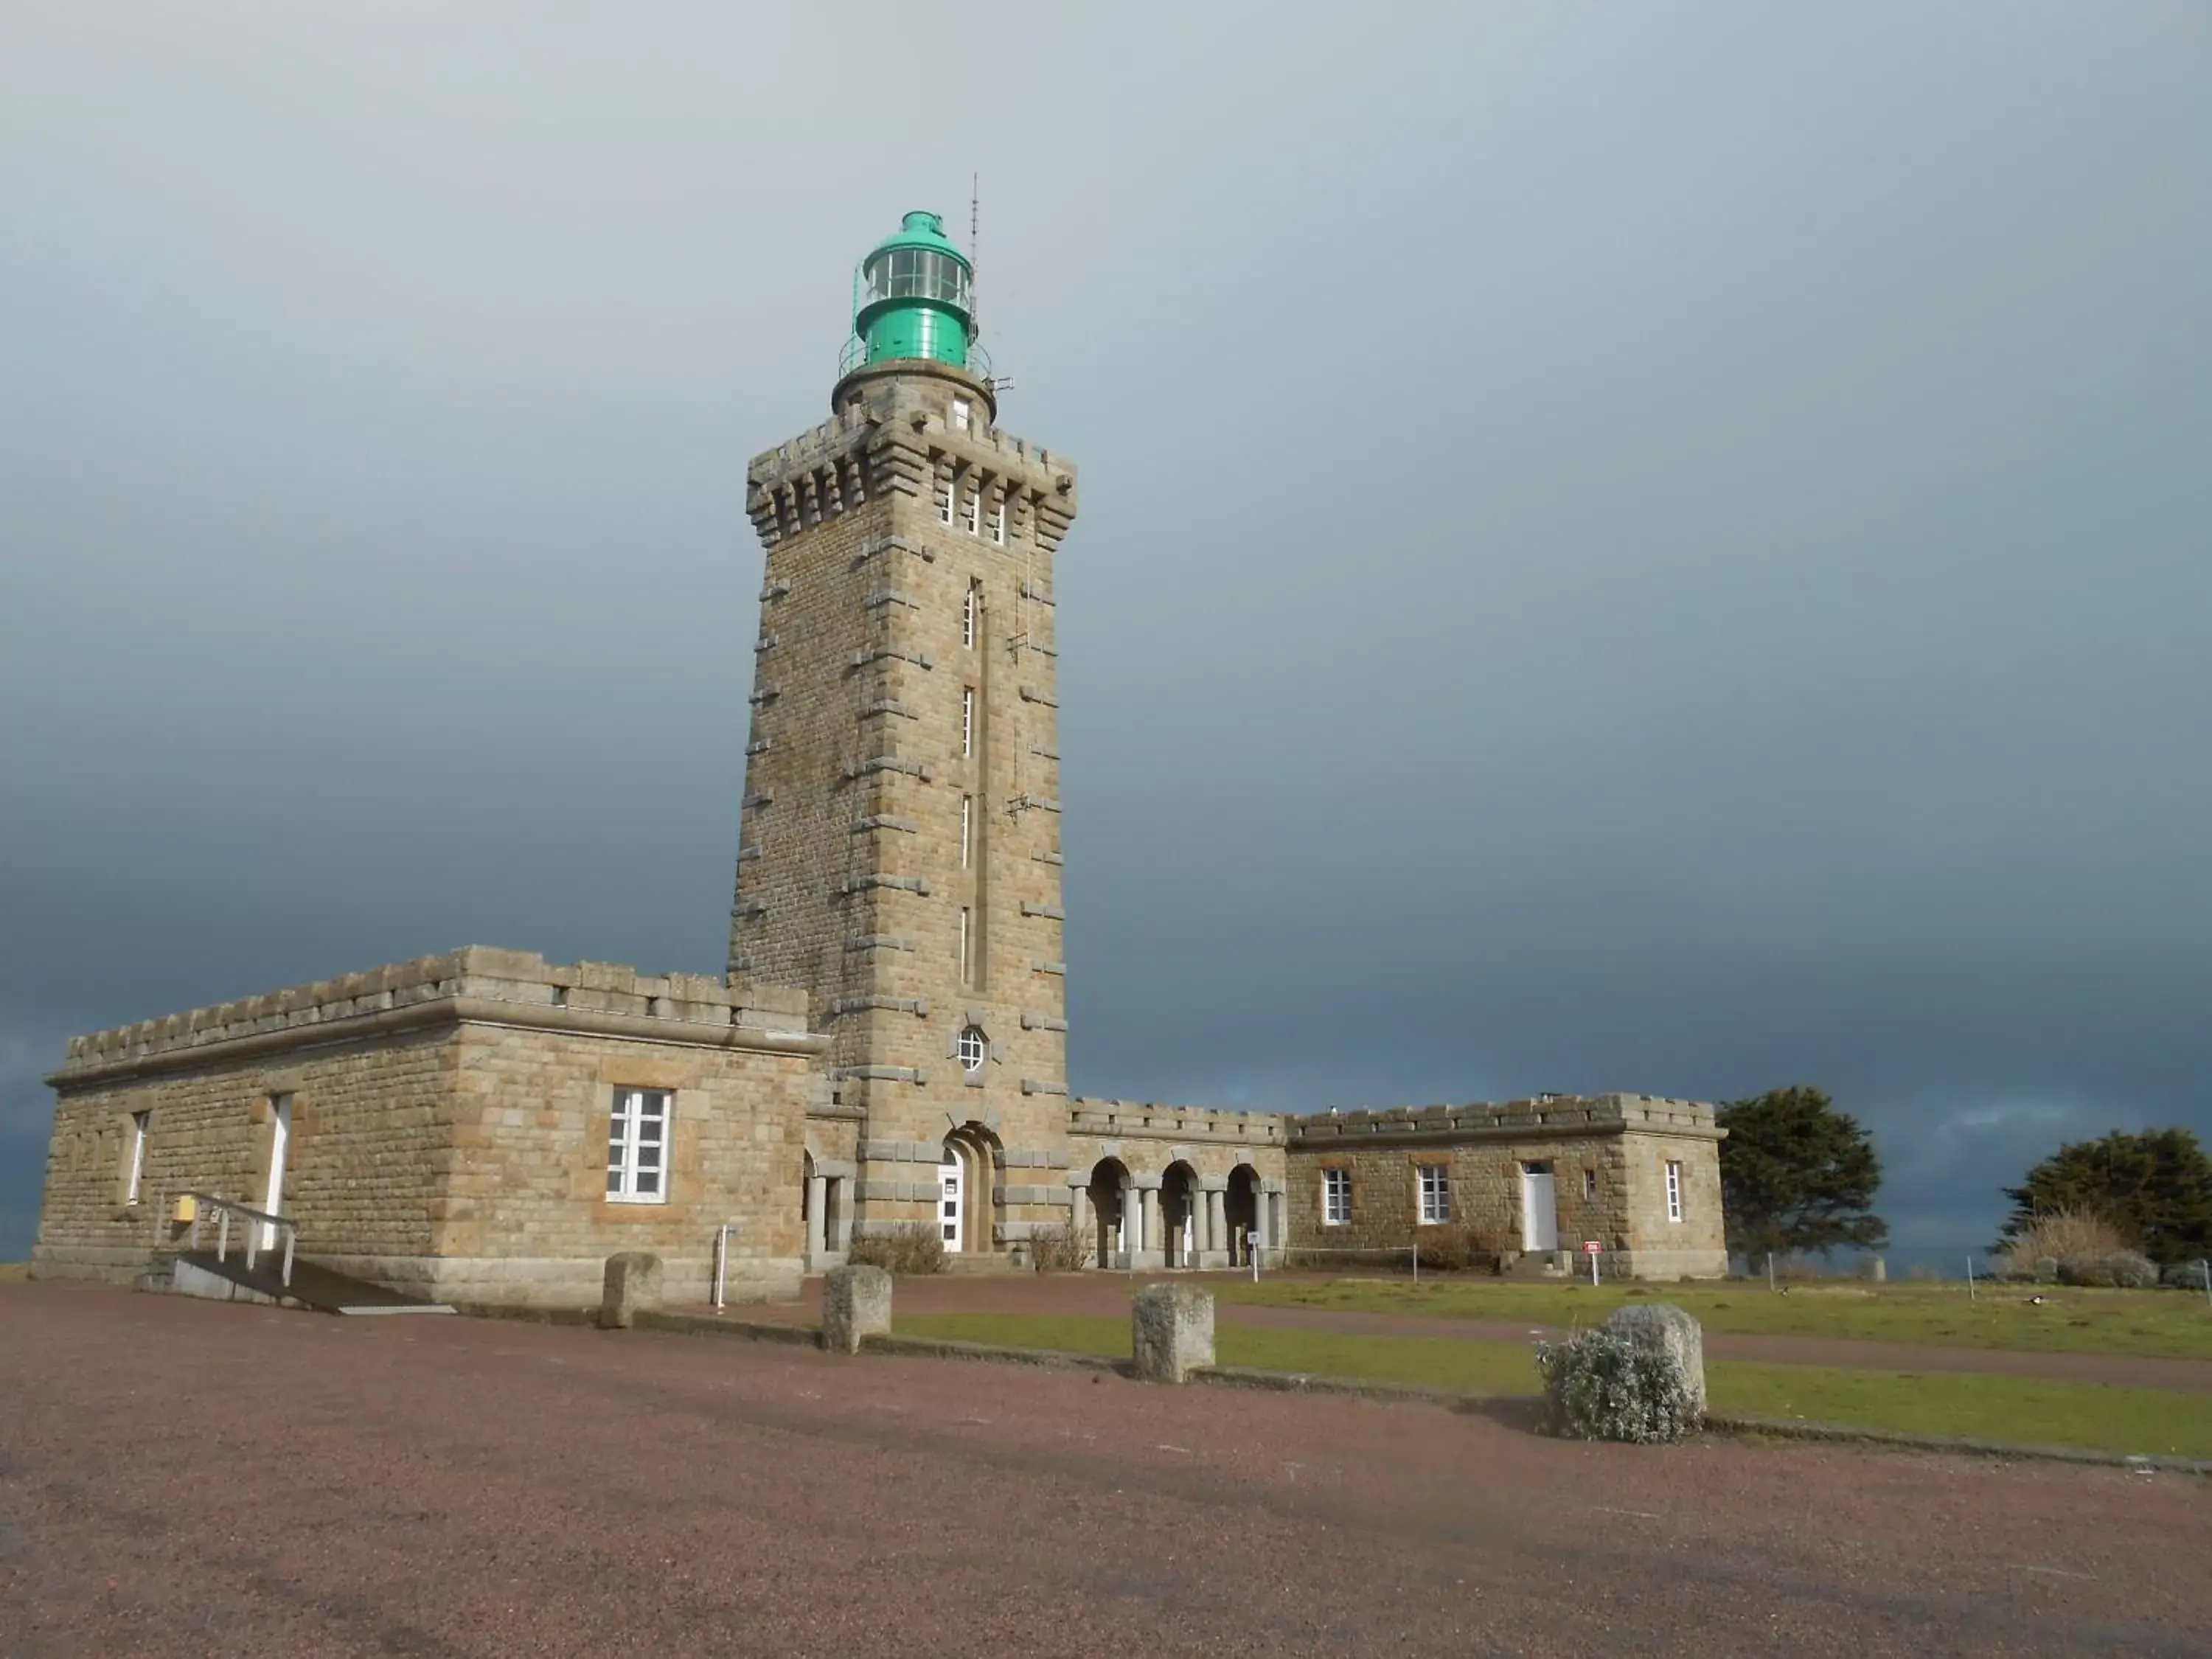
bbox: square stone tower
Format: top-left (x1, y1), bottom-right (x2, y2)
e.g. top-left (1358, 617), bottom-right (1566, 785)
top-left (730, 211), bottom-right (1078, 1258)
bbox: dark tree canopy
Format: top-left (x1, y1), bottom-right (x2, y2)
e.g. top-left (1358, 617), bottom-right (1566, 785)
top-left (1999, 1128), bottom-right (2212, 1267)
top-left (1717, 1085), bottom-right (1888, 1262)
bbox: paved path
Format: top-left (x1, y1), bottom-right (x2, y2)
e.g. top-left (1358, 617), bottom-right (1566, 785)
top-left (730, 1273), bottom-right (2212, 1392)
top-left (3, 1284), bottom-right (2207, 1658)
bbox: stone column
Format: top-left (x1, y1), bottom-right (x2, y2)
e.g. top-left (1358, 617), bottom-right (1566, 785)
top-left (1121, 1180), bottom-right (1140, 1268)
top-left (1142, 1186), bottom-right (1161, 1256)
top-left (831, 1179), bottom-right (853, 1255)
top-left (1068, 1181), bottom-right (1090, 1265)
top-left (806, 1175), bottom-right (828, 1267)
top-left (1206, 1186), bottom-right (1228, 1269)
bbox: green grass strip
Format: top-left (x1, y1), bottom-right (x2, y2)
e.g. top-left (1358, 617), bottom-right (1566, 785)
top-left (896, 1312), bottom-right (2212, 1459)
top-left (1207, 1278), bottom-right (2212, 1361)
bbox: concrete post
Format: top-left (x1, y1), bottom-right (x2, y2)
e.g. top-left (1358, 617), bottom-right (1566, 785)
top-left (821, 1263), bottom-right (893, 1355)
top-left (1131, 1284), bottom-right (1215, 1382)
top-left (806, 1174), bottom-right (828, 1267)
top-left (599, 1252), bottom-right (663, 1330)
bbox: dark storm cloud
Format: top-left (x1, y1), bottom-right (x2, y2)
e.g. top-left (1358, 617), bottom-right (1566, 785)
top-left (4, 3), bottom-right (2206, 1259)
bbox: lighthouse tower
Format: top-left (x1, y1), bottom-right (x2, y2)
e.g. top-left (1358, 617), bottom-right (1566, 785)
top-left (731, 212), bottom-right (1079, 1262)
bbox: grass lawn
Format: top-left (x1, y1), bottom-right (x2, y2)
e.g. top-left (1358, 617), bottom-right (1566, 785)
top-left (897, 1312), bottom-right (2212, 1461)
top-left (0, 1263), bottom-right (27, 1283)
top-left (1208, 1277), bottom-right (2212, 1361)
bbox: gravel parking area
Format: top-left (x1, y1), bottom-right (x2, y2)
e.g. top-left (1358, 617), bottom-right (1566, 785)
top-left (2, 1284), bottom-right (2206, 1657)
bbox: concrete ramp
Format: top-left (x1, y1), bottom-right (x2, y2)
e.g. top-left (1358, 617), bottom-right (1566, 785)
top-left (169, 1251), bottom-right (454, 1316)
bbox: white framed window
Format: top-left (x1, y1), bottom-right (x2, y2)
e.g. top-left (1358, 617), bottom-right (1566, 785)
top-left (956, 1024), bottom-right (987, 1075)
top-left (990, 498), bottom-right (1006, 545)
top-left (960, 794), bottom-right (973, 868)
top-left (934, 467), bottom-right (953, 526)
top-left (1416, 1164), bottom-right (1450, 1225)
top-left (961, 687), bottom-right (975, 757)
top-left (961, 482), bottom-right (981, 537)
top-left (1322, 1168), bottom-right (1351, 1227)
top-left (963, 581), bottom-right (979, 650)
top-left (958, 906), bottom-right (972, 984)
top-left (1583, 1167), bottom-right (1599, 1201)
top-left (607, 1088), bottom-right (672, 1204)
top-left (950, 397), bottom-right (970, 432)
top-left (125, 1110), bottom-right (150, 1206)
top-left (1665, 1160), bottom-right (1683, 1224)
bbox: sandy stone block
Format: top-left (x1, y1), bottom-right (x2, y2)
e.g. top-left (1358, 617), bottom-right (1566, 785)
top-left (821, 1264), bottom-right (891, 1354)
top-left (599, 1252), bottom-right (663, 1329)
top-left (1132, 1284), bottom-right (1214, 1383)
top-left (1603, 1302), bottom-right (1705, 1419)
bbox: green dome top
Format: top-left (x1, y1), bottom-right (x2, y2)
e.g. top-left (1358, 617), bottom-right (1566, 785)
top-left (865, 209), bottom-right (971, 272)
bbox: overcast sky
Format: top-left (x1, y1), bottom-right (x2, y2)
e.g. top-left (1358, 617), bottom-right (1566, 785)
top-left (4, 3), bottom-right (2207, 1262)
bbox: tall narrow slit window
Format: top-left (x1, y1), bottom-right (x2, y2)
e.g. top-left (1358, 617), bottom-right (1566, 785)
top-left (1664, 1160), bottom-right (1683, 1224)
top-left (124, 1110), bottom-right (150, 1206)
top-left (608, 1088), bottom-right (672, 1204)
top-left (961, 687), bottom-right (975, 757)
top-left (934, 465), bottom-right (953, 526)
top-left (961, 481), bottom-right (981, 537)
top-left (950, 397), bottom-right (971, 432)
top-left (958, 907), bottom-right (973, 984)
top-left (962, 581), bottom-right (980, 650)
top-left (990, 498), bottom-right (1006, 545)
top-left (960, 795), bottom-right (973, 868)
top-left (1416, 1164), bottom-right (1450, 1225)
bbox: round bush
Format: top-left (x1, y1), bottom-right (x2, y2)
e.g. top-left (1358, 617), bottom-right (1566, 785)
top-left (1537, 1329), bottom-right (1697, 1444)
top-left (2056, 1251), bottom-right (2159, 1289)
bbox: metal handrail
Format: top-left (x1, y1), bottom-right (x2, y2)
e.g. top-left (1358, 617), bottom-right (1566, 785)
top-left (185, 1191), bottom-right (298, 1289)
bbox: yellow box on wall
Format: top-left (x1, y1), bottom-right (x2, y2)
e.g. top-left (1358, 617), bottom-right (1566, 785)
top-left (173, 1194), bottom-right (197, 1224)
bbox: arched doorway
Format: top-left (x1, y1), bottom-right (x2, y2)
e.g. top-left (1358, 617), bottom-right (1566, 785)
top-left (940, 1125), bottom-right (1001, 1257)
top-left (1225, 1164), bottom-right (1261, 1265)
top-left (1161, 1162), bottom-right (1200, 1268)
top-left (1086, 1158), bottom-right (1130, 1268)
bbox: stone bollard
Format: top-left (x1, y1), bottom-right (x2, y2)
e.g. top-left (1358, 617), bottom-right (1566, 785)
top-left (821, 1263), bottom-right (893, 1355)
top-left (1862, 1255), bottom-right (1888, 1283)
top-left (1603, 1302), bottom-right (1706, 1421)
top-left (1132, 1284), bottom-right (1214, 1383)
top-left (600, 1251), bottom-right (663, 1330)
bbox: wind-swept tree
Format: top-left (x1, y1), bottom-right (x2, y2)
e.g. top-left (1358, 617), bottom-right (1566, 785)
top-left (1717, 1085), bottom-right (1888, 1262)
top-left (1999, 1128), bottom-right (2212, 1268)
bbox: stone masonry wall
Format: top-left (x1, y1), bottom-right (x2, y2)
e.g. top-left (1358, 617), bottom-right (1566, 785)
top-left (735, 360), bottom-right (1081, 1249)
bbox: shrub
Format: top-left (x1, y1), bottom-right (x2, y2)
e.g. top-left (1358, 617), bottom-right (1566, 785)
top-left (846, 1223), bottom-right (947, 1276)
top-left (1029, 1220), bottom-right (1091, 1273)
top-left (2001, 1208), bottom-right (2130, 1279)
top-left (2163, 1259), bottom-right (2212, 1292)
top-left (2055, 1251), bottom-right (2159, 1289)
top-left (1415, 1227), bottom-right (1494, 1273)
top-left (1537, 1329), bottom-right (1698, 1444)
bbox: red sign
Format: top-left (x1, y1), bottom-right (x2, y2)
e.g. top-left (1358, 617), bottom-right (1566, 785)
top-left (1582, 1240), bottom-right (1602, 1254)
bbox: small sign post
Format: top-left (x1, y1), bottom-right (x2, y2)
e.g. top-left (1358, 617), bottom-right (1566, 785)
top-left (1582, 1239), bottom-right (1602, 1287)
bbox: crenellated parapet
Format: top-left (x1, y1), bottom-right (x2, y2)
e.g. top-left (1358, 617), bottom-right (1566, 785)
top-left (745, 366), bottom-right (1077, 555)
top-left (1288, 1093), bottom-right (1721, 1147)
top-left (52, 947), bottom-right (821, 1087)
top-left (1068, 1099), bottom-right (1287, 1147)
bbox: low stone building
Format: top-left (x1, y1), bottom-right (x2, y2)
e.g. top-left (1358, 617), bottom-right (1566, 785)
top-left (29, 209), bottom-right (1728, 1299)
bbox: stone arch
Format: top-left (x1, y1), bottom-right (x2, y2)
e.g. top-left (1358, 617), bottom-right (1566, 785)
top-left (1225, 1161), bottom-right (1262, 1266)
top-left (1085, 1156), bottom-right (1131, 1268)
top-left (1161, 1161), bottom-right (1200, 1269)
top-left (940, 1121), bottom-right (1001, 1257)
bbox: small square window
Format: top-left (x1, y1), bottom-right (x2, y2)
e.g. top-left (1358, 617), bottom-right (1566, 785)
top-left (951, 397), bottom-right (970, 431)
top-left (1417, 1164), bottom-right (1450, 1225)
top-left (1322, 1168), bottom-right (1351, 1227)
top-left (608, 1088), bottom-right (672, 1204)
top-left (1665, 1160), bottom-right (1683, 1224)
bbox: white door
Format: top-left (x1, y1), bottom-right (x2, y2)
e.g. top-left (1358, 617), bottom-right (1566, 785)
top-left (1521, 1163), bottom-right (1559, 1252)
top-left (939, 1149), bottom-right (964, 1253)
top-left (262, 1094), bottom-right (293, 1251)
